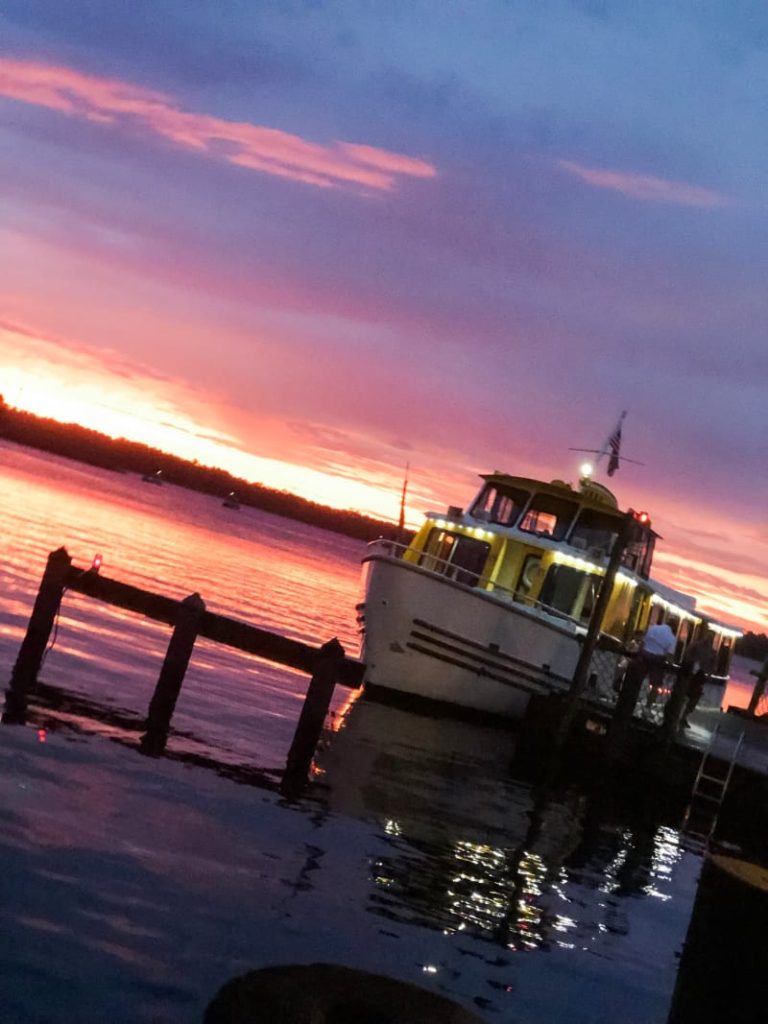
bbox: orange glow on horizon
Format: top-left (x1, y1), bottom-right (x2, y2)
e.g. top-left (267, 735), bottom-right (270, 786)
top-left (1, 324), bottom-right (764, 633)
top-left (651, 550), bottom-right (767, 633)
top-left (0, 321), bottom-right (420, 524)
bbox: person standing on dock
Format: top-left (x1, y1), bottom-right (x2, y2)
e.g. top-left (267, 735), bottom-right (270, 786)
top-left (680, 631), bottom-right (716, 727)
top-left (626, 620), bottom-right (677, 707)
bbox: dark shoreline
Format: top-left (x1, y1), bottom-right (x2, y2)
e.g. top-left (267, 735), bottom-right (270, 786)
top-left (0, 401), bottom-right (404, 543)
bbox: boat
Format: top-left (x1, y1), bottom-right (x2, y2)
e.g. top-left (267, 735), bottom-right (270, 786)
top-left (357, 460), bottom-right (741, 720)
top-left (222, 491), bottom-right (241, 510)
top-left (141, 469), bottom-right (163, 485)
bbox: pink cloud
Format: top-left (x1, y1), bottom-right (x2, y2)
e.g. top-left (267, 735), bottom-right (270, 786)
top-left (0, 58), bottom-right (437, 193)
top-left (558, 159), bottom-right (729, 208)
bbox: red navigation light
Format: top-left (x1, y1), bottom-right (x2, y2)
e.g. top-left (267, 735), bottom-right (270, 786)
top-left (636, 511), bottom-right (650, 525)
top-left (91, 553), bottom-right (103, 572)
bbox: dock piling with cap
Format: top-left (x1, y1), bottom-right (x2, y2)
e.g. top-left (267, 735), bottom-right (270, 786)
top-left (4, 547), bottom-right (73, 723)
top-left (142, 591), bottom-right (206, 754)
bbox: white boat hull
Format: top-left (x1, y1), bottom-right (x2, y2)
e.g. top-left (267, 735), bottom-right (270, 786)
top-left (359, 553), bottom-right (583, 718)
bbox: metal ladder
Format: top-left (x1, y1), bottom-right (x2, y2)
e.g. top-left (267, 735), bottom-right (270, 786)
top-left (681, 722), bottom-right (744, 852)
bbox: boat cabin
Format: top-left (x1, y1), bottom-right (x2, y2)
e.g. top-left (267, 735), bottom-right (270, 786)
top-left (401, 473), bottom-right (739, 675)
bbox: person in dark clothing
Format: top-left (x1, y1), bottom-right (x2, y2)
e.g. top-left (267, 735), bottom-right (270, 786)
top-left (680, 632), bottom-right (716, 727)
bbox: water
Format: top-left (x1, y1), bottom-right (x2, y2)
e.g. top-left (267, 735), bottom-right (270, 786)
top-left (0, 441), bottom-right (363, 773)
top-left (0, 442), bottom-right (720, 1022)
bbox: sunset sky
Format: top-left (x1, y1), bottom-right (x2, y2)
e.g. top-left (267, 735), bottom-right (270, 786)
top-left (1, 2), bottom-right (766, 631)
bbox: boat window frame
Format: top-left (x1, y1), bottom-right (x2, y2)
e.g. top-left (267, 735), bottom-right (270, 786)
top-left (567, 507), bottom-right (621, 557)
top-left (538, 563), bottom-right (602, 623)
top-left (622, 522), bottom-right (655, 579)
top-left (418, 527), bottom-right (492, 586)
top-left (470, 483), bottom-right (531, 527)
top-left (714, 634), bottom-right (733, 676)
top-left (518, 492), bottom-right (579, 542)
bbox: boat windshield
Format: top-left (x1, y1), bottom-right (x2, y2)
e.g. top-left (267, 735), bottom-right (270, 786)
top-left (568, 508), bottom-right (620, 556)
top-left (518, 493), bottom-right (578, 541)
top-left (470, 483), bottom-right (530, 526)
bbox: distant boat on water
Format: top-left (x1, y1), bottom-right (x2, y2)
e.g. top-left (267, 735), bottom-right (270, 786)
top-left (222, 491), bottom-right (241, 510)
top-left (142, 470), bottom-right (163, 485)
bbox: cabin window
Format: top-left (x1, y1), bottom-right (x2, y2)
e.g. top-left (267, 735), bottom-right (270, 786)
top-left (568, 509), bottom-right (619, 556)
top-left (518, 494), bottom-right (578, 541)
top-left (419, 529), bottom-right (490, 586)
top-left (647, 603), bottom-right (666, 627)
top-left (714, 635), bottom-right (733, 676)
top-left (622, 522), bottom-right (655, 579)
top-left (471, 484), bottom-right (530, 526)
top-left (673, 618), bottom-right (690, 664)
top-left (539, 565), bottom-right (600, 621)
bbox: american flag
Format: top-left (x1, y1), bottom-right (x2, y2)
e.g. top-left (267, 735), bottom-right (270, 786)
top-left (607, 423), bottom-right (622, 476)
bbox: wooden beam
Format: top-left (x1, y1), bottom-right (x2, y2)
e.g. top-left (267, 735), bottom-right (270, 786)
top-left (64, 566), bottom-right (364, 687)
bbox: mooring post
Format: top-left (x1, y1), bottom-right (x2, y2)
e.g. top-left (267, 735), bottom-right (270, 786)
top-left (667, 855), bottom-right (768, 1024)
top-left (604, 661), bottom-right (646, 762)
top-left (141, 592), bottom-right (205, 754)
top-left (283, 637), bottom-right (345, 791)
top-left (555, 512), bottom-right (635, 747)
top-left (660, 668), bottom-right (690, 748)
top-left (4, 547), bottom-right (73, 723)
top-left (746, 656), bottom-right (768, 715)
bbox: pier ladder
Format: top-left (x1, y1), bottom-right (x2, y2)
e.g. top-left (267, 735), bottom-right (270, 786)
top-left (681, 723), bottom-right (744, 852)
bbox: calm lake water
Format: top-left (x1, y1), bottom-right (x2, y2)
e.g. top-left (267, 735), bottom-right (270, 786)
top-left (0, 442), bottom-right (756, 1023)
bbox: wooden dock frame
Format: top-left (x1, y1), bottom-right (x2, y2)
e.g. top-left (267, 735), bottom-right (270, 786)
top-left (4, 547), bottom-right (364, 790)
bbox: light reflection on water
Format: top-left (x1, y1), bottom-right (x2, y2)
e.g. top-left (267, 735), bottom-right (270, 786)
top-left (314, 694), bottom-right (697, 977)
top-left (0, 442), bottom-right (704, 1022)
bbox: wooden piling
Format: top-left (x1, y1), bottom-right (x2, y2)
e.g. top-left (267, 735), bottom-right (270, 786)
top-left (660, 667), bottom-right (690, 747)
top-left (283, 637), bottom-right (345, 791)
top-left (4, 547), bottom-right (72, 723)
top-left (555, 512), bottom-right (634, 747)
top-left (141, 592), bottom-right (205, 753)
top-left (667, 855), bottom-right (768, 1024)
top-left (746, 656), bottom-right (768, 715)
top-left (604, 662), bottom-right (645, 761)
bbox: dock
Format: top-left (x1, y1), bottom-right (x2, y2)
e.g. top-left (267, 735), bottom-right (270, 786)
top-left (4, 546), bottom-right (364, 791)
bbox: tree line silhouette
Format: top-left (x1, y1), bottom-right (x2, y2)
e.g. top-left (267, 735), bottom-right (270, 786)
top-left (736, 631), bottom-right (768, 661)
top-left (0, 397), bottom-right (407, 543)
top-left (2, 397), bottom-right (762, 647)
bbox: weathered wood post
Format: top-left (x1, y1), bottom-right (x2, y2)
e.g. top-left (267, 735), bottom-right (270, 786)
top-left (141, 592), bottom-right (205, 754)
top-left (555, 512), bottom-right (635, 747)
top-left (667, 855), bottom-right (768, 1024)
top-left (746, 656), bottom-right (768, 715)
top-left (3, 547), bottom-right (72, 723)
top-left (282, 637), bottom-right (345, 793)
top-left (660, 667), bottom-right (690, 747)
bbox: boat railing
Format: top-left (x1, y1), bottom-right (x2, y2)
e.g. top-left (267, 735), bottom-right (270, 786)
top-left (366, 537), bottom-right (586, 629)
top-left (586, 642), bottom-right (692, 724)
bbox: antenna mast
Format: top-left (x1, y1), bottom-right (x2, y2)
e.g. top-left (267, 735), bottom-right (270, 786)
top-left (396, 462), bottom-right (409, 542)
